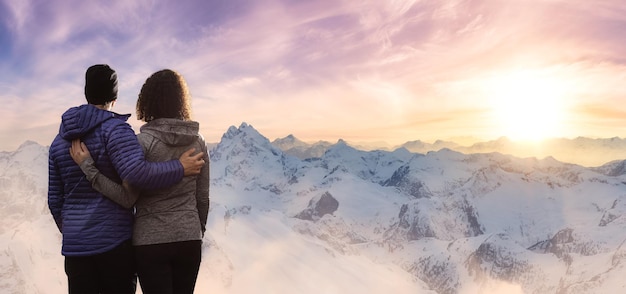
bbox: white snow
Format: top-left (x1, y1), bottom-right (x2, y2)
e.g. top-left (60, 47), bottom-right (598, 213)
top-left (3, 124), bottom-right (626, 293)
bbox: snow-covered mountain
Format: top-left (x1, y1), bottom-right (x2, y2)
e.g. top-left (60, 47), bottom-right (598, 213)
top-left (0, 140), bottom-right (62, 293)
top-left (455, 136), bottom-right (626, 167)
top-left (3, 122), bottom-right (626, 293)
top-left (271, 134), bottom-right (333, 159)
top-left (272, 134), bottom-right (626, 167)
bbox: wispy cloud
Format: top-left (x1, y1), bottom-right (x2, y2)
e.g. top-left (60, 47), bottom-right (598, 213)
top-left (0, 0), bottom-right (625, 150)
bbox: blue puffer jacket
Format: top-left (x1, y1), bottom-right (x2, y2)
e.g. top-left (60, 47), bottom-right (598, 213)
top-left (48, 104), bottom-right (184, 257)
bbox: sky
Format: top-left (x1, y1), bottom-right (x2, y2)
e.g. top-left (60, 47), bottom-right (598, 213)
top-left (1, 0), bottom-right (626, 151)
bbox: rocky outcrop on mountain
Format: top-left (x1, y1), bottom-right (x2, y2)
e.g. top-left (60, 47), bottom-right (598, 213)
top-left (383, 165), bottom-right (432, 198)
top-left (528, 228), bottom-right (576, 267)
top-left (466, 234), bottom-right (534, 291)
top-left (599, 200), bottom-right (621, 227)
top-left (594, 159), bottom-right (626, 177)
top-left (383, 196), bottom-right (483, 244)
top-left (407, 254), bottom-right (459, 294)
top-left (295, 192), bottom-right (339, 221)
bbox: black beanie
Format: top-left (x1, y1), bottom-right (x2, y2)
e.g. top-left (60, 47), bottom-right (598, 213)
top-left (84, 64), bottom-right (118, 105)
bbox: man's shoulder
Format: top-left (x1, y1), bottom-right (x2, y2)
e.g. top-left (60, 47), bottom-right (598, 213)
top-left (99, 115), bottom-right (133, 134)
top-left (49, 134), bottom-right (69, 155)
top-left (102, 113), bottom-right (131, 125)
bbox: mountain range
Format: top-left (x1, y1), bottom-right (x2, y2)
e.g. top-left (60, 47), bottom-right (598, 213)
top-left (271, 134), bottom-right (626, 167)
top-left (2, 122), bottom-right (626, 293)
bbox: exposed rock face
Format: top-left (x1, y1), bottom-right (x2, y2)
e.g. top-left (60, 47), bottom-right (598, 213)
top-left (407, 255), bottom-right (459, 294)
top-left (599, 198), bottom-right (626, 227)
top-left (605, 160), bottom-right (626, 177)
top-left (384, 198), bottom-right (484, 243)
top-left (466, 233), bottom-right (532, 291)
top-left (295, 192), bottom-right (339, 221)
top-left (546, 228), bottom-right (575, 259)
top-left (397, 203), bottom-right (436, 240)
top-left (383, 165), bottom-right (432, 198)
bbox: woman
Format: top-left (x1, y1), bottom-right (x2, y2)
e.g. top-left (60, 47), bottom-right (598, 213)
top-left (71, 69), bottom-right (210, 294)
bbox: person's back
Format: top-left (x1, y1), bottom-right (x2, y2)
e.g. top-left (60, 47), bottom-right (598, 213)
top-left (49, 104), bottom-right (137, 255)
top-left (133, 118), bottom-right (209, 246)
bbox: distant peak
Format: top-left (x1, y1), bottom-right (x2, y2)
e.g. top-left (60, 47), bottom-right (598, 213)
top-left (18, 140), bottom-right (41, 149)
top-left (275, 134), bottom-right (297, 142)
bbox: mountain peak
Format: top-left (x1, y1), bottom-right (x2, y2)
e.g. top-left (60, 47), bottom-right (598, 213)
top-left (272, 134), bottom-right (309, 150)
top-left (18, 140), bottom-right (42, 150)
top-left (215, 122), bottom-right (279, 161)
top-left (222, 122), bottom-right (261, 141)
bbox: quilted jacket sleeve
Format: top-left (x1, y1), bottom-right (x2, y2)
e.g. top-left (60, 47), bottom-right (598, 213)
top-left (107, 122), bottom-right (183, 189)
top-left (79, 157), bottom-right (139, 209)
top-left (47, 152), bottom-right (64, 232)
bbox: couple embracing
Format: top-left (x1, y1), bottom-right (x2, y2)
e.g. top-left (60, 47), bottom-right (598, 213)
top-left (48, 64), bottom-right (210, 294)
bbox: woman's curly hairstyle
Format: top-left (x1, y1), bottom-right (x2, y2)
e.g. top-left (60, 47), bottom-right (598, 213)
top-left (136, 69), bottom-right (192, 122)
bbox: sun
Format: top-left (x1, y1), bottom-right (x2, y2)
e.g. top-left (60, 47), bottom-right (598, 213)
top-left (484, 70), bottom-right (569, 142)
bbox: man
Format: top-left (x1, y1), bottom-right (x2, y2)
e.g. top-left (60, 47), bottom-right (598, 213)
top-left (48, 64), bottom-right (204, 294)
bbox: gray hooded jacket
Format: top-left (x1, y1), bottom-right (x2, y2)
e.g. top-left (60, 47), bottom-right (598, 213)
top-left (79, 118), bottom-right (210, 246)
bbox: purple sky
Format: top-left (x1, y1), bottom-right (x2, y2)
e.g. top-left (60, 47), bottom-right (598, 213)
top-left (1, 0), bottom-right (626, 150)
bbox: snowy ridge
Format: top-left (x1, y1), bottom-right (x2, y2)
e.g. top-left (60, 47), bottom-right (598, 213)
top-left (2, 123), bottom-right (626, 293)
top-left (272, 134), bottom-right (626, 167)
top-left (271, 134), bottom-right (333, 159)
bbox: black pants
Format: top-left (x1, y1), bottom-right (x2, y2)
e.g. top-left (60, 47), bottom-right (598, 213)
top-left (135, 240), bottom-right (202, 294)
top-left (65, 239), bottom-right (137, 294)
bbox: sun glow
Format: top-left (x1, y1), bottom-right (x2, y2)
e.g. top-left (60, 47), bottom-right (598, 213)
top-left (485, 70), bottom-right (569, 142)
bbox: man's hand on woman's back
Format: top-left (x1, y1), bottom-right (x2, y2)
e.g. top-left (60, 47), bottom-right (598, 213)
top-left (179, 148), bottom-right (204, 176)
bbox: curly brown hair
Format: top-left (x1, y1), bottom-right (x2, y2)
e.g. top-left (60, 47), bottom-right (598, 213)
top-left (136, 69), bottom-right (192, 122)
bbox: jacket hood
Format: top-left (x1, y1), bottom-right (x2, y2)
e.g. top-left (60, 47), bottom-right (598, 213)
top-left (60, 104), bottom-right (130, 140)
top-left (140, 118), bottom-right (200, 146)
